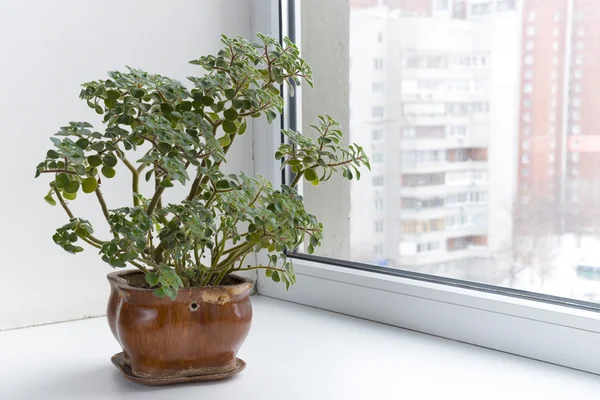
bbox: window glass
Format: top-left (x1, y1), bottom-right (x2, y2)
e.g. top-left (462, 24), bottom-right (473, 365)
top-left (299, 0), bottom-right (600, 303)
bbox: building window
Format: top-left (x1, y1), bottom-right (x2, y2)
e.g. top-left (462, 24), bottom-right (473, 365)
top-left (524, 84), bottom-right (533, 94)
top-left (377, 32), bottom-right (383, 43)
top-left (375, 221), bottom-right (384, 233)
top-left (577, 26), bottom-right (585, 36)
top-left (437, 0), bottom-right (449, 10)
top-left (523, 99), bottom-right (531, 108)
top-left (572, 152), bottom-right (580, 163)
top-left (372, 129), bottom-right (384, 141)
top-left (472, 3), bottom-right (492, 15)
top-left (554, 13), bottom-right (561, 22)
top-left (575, 54), bottom-right (583, 65)
top-left (450, 126), bottom-right (467, 137)
top-left (526, 41), bottom-right (534, 51)
top-left (374, 58), bottom-right (384, 70)
top-left (551, 84), bottom-right (557, 93)
top-left (553, 41), bottom-right (559, 51)
top-left (551, 70), bottom-right (558, 80)
top-left (528, 11), bottom-right (536, 21)
top-left (372, 107), bottom-right (384, 118)
top-left (402, 127), bottom-right (415, 138)
top-left (523, 126), bottom-right (530, 136)
top-left (576, 40), bottom-right (584, 50)
top-left (373, 152), bottom-right (384, 163)
top-left (573, 98), bottom-right (581, 107)
top-left (373, 176), bottom-right (384, 187)
top-left (522, 141), bottom-right (530, 150)
top-left (524, 69), bottom-right (533, 79)
top-left (553, 27), bottom-right (560, 37)
top-left (522, 153), bottom-right (530, 164)
top-left (374, 199), bottom-right (384, 210)
top-left (574, 69), bottom-right (583, 79)
top-left (572, 111), bottom-right (581, 121)
top-left (552, 55), bottom-right (558, 65)
top-left (549, 154), bottom-right (555, 163)
top-left (372, 82), bottom-right (384, 93)
top-left (374, 244), bottom-right (383, 255)
top-left (572, 125), bottom-right (581, 135)
top-left (550, 112), bottom-right (556, 121)
top-left (522, 112), bottom-right (531, 122)
top-left (526, 26), bottom-right (535, 36)
top-left (574, 83), bottom-right (582, 92)
top-left (524, 55), bottom-right (533, 65)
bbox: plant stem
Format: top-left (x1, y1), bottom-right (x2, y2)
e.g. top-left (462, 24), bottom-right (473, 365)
top-left (95, 188), bottom-right (118, 239)
top-left (121, 157), bottom-right (140, 207)
top-left (54, 188), bottom-right (75, 219)
top-left (290, 170), bottom-right (304, 188)
top-left (128, 259), bottom-right (149, 274)
top-left (147, 185), bottom-right (165, 216)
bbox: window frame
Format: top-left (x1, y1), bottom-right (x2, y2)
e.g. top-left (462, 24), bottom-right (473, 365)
top-left (252, 0), bottom-right (600, 375)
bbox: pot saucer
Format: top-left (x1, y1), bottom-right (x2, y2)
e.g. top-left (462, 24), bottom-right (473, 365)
top-left (111, 352), bottom-right (246, 386)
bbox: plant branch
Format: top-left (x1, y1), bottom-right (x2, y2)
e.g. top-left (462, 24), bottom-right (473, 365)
top-left (95, 188), bottom-right (118, 239)
top-left (121, 157), bottom-right (140, 207)
top-left (147, 185), bottom-right (165, 216)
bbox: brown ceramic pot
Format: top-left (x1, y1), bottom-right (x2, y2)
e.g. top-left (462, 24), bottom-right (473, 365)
top-left (107, 270), bottom-right (253, 379)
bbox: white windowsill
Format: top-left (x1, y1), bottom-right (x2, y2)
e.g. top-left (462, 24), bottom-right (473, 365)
top-left (2, 296), bottom-right (600, 399)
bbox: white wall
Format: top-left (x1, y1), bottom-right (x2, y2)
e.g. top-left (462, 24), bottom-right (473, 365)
top-left (0, 0), bottom-right (252, 330)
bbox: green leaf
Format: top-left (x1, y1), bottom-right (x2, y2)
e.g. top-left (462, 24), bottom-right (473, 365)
top-left (160, 103), bottom-right (174, 114)
top-left (223, 108), bottom-right (238, 121)
top-left (88, 155), bottom-right (102, 167)
top-left (225, 89), bottom-right (235, 100)
top-left (101, 166), bottom-right (116, 178)
top-left (64, 180), bottom-right (80, 194)
top-left (272, 270), bottom-right (280, 282)
top-left (94, 104), bottom-right (103, 114)
top-left (81, 177), bottom-right (97, 194)
top-left (201, 96), bottom-right (214, 106)
top-left (145, 273), bottom-right (159, 286)
top-left (218, 135), bottom-right (232, 146)
top-left (103, 155), bottom-right (118, 168)
top-left (267, 85), bottom-right (280, 95)
top-left (222, 121), bottom-right (237, 134)
top-left (265, 269), bottom-right (273, 278)
top-left (153, 287), bottom-right (166, 298)
top-left (238, 120), bottom-right (247, 135)
top-left (307, 245), bottom-right (315, 254)
top-left (104, 99), bottom-right (116, 109)
top-left (216, 180), bottom-right (230, 189)
top-left (131, 88), bottom-right (145, 98)
top-left (106, 90), bottom-right (120, 100)
top-left (160, 178), bottom-right (174, 188)
top-left (304, 168), bottom-right (317, 182)
top-left (63, 191), bottom-right (77, 200)
top-left (163, 287), bottom-right (177, 301)
top-left (44, 191), bottom-right (56, 206)
top-left (47, 150), bottom-right (60, 159)
top-left (55, 173), bottom-right (69, 189)
top-left (75, 138), bottom-right (90, 150)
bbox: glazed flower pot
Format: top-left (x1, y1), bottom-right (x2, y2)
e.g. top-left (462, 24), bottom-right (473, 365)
top-left (107, 270), bottom-right (253, 384)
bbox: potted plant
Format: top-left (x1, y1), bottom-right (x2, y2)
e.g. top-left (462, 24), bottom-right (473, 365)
top-left (35, 34), bottom-right (369, 385)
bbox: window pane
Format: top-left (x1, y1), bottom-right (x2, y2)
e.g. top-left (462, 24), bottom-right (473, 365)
top-left (299, 0), bottom-right (600, 303)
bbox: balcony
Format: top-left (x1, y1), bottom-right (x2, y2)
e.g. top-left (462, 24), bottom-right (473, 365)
top-left (401, 92), bottom-right (488, 103)
top-left (400, 67), bottom-right (490, 81)
top-left (400, 136), bottom-right (489, 150)
top-left (400, 223), bottom-right (488, 242)
top-left (396, 246), bottom-right (490, 267)
top-left (399, 183), bottom-right (488, 198)
top-left (400, 160), bottom-right (488, 174)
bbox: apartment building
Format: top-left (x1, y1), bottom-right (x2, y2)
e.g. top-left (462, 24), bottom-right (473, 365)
top-left (350, 0), bottom-right (520, 281)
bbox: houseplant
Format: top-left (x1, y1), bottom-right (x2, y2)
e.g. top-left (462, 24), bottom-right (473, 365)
top-left (35, 34), bottom-right (369, 384)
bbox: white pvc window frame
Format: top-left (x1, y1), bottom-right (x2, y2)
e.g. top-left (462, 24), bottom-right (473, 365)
top-left (251, 0), bottom-right (600, 375)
